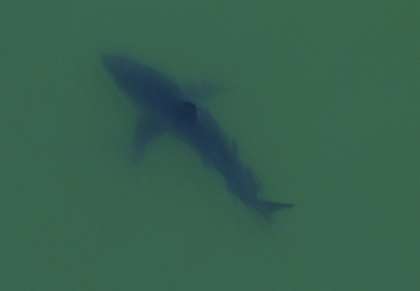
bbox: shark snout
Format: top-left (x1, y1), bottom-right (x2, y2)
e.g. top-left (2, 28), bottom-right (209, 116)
top-left (102, 54), bottom-right (123, 73)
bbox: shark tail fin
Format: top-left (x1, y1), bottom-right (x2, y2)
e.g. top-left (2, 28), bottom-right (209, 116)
top-left (257, 200), bottom-right (294, 220)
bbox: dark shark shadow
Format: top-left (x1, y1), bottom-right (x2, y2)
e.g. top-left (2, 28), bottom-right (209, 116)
top-left (102, 54), bottom-right (294, 218)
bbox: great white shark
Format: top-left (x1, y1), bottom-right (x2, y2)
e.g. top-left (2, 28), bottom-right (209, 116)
top-left (102, 54), bottom-right (293, 218)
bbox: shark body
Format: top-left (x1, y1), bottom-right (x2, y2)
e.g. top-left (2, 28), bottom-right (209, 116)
top-left (103, 55), bottom-right (293, 218)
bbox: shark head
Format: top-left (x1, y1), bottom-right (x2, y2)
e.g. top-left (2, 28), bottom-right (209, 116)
top-left (102, 55), bottom-right (151, 101)
top-left (102, 55), bottom-right (140, 83)
top-left (102, 54), bottom-right (186, 117)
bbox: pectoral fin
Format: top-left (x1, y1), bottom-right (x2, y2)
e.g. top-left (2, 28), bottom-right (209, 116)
top-left (133, 117), bottom-right (165, 161)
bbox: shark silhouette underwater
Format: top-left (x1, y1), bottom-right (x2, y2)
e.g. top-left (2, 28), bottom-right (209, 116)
top-left (102, 54), bottom-right (294, 218)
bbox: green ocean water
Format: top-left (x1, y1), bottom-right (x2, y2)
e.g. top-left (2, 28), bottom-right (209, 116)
top-left (1, 0), bottom-right (419, 290)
